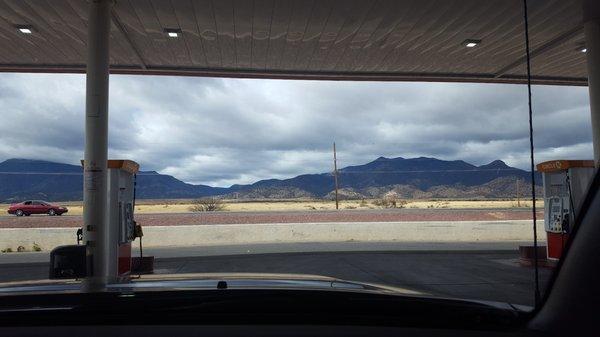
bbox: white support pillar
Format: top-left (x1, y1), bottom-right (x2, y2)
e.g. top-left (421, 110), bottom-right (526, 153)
top-left (584, 0), bottom-right (600, 167)
top-left (82, 0), bottom-right (112, 292)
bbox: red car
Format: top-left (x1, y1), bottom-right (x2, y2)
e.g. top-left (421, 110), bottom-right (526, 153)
top-left (7, 200), bottom-right (68, 216)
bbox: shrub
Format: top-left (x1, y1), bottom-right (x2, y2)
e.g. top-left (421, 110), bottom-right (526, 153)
top-left (373, 196), bottom-right (407, 209)
top-left (1, 248), bottom-right (13, 253)
top-left (32, 243), bottom-right (42, 252)
top-left (17, 245), bottom-right (26, 252)
top-left (188, 198), bottom-right (226, 212)
top-left (372, 199), bottom-right (385, 207)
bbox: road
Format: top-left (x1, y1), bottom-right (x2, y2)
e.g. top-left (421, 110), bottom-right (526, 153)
top-left (0, 208), bottom-right (542, 228)
top-left (0, 242), bottom-right (552, 306)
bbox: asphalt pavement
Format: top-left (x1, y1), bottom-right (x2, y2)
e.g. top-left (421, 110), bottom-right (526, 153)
top-left (0, 241), bottom-right (552, 306)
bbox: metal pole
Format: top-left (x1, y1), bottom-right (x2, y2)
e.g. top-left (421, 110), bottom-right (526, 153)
top-left (82, 0), bottom-right (112, 292)
top-left (333, 142), bottom-right (339, 210)
top-left (584, 0), bottom-right (600, 168)
top-left (516, 178), bottom-right (520, 207)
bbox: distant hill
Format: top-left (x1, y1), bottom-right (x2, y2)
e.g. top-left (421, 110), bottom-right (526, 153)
top-left (228, 156), bottom-right (541, 199)
top-left (338, 157), bottom-right (534, 189)
top-left (0, 159), bottom-right (83, 202)
top-left (323, 176), bottom-right (542, 200)
top-left (0, 157), bottom-right (541, 202)
top-left (0, 159), bottom-right (227, 202)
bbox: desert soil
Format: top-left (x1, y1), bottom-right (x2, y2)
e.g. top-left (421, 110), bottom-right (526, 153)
top-left (0, 199), bottom-right (543, 217)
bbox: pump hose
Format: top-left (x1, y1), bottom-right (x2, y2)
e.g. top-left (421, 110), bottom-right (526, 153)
top-left (133, 173), bottom-right (144, 277)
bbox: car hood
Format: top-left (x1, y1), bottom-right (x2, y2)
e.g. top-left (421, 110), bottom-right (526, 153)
top-left (0, 272), bottom-right (531, 312)
top-left (0, 272), bottom-right (410, 294)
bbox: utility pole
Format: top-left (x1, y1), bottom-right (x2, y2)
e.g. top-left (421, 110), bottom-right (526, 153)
top-left (516, 178), bottom-right (520, 207)
top-left (333, 142), bottom-right (339, 210)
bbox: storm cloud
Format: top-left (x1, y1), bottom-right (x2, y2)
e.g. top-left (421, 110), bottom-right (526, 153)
top-left (0, 73), bottom-right (593, 187)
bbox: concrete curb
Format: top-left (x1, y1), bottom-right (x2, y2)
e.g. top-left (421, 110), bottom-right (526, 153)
top-left (0, 220), bottom-right (544, 252)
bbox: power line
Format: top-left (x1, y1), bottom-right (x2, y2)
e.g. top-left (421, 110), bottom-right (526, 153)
top-left (330, 168), bottom-right (527, 174)
top-left (0, 168), bottom-right (530, 177)
top-left (0, 172), bottom-right (84, 175)
top-left (522, 0), bottom-right (541, 309)
top-left (0, 172), bottom-right (161, 176)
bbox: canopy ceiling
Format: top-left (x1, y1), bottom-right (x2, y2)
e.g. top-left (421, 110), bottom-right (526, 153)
top-left (0, 0), bottom-right (588, 85)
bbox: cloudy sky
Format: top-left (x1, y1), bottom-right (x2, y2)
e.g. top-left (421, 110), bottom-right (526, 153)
top-left (0, 73), bottom-right (593, 187)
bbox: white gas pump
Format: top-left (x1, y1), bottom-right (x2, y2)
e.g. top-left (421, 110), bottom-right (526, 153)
top-left (536, 160), bottom-right (595, 260)
top-left (105, 160), bottom-right (139, 280)
top-left (50, 160), bottom-right (146, 281)
top-left (81, 159), bottom-right (139, 281)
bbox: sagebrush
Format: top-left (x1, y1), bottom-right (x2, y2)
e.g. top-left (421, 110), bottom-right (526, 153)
top-left (373, 197), bottom-right (407, 209)
top-left (188, 198), bottom-right (226, 212)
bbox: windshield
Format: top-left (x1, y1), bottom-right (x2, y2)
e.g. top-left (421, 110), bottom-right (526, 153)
top-left (0, 73), bottom-right (594, 307)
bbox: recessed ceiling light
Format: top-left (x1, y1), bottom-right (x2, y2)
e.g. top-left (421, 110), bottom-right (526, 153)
top-left (581, 47), bottom-right (587, 53)
top-left (164, 28), bottom-right (181, 38)
top-left (463, 39), bottom-right (481, 48)
top-left (15, 25), bottom-right (33, 34)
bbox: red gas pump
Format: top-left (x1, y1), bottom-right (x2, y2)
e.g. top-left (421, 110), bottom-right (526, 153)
top-left (537, 160), bottom-right (595, 260)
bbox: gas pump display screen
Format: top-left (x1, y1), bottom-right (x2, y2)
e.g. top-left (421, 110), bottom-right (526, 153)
top-left (120, 202), bottom-right (135, 243)
top-left (549, 184), bottom-right (565, 197)
top-left (125, 203), bottom-right (134, 241)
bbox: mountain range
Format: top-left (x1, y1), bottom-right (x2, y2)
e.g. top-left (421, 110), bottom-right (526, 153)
top-left (0, 157), bottom-right (541, 202)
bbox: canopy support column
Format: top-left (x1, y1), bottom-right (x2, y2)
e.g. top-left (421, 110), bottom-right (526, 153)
top-left (584, 0), bottom-right (600, 167)
top-left (82, 0), bottom-right (113, 292)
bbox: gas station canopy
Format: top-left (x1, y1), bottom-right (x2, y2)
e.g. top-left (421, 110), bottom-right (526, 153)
top-left (0, 0), bottom-right (588, 85)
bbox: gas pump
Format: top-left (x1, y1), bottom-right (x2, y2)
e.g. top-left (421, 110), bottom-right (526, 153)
top-left (536, 160), bottom-right (595, 260)
top-left (50, 160), bottom-right (144, 281)
top-left (105, 160), bottom-right (139, 280)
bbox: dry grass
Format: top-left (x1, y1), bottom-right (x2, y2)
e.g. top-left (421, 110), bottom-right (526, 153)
top-left (0, 199), bottom-right (544, 216)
